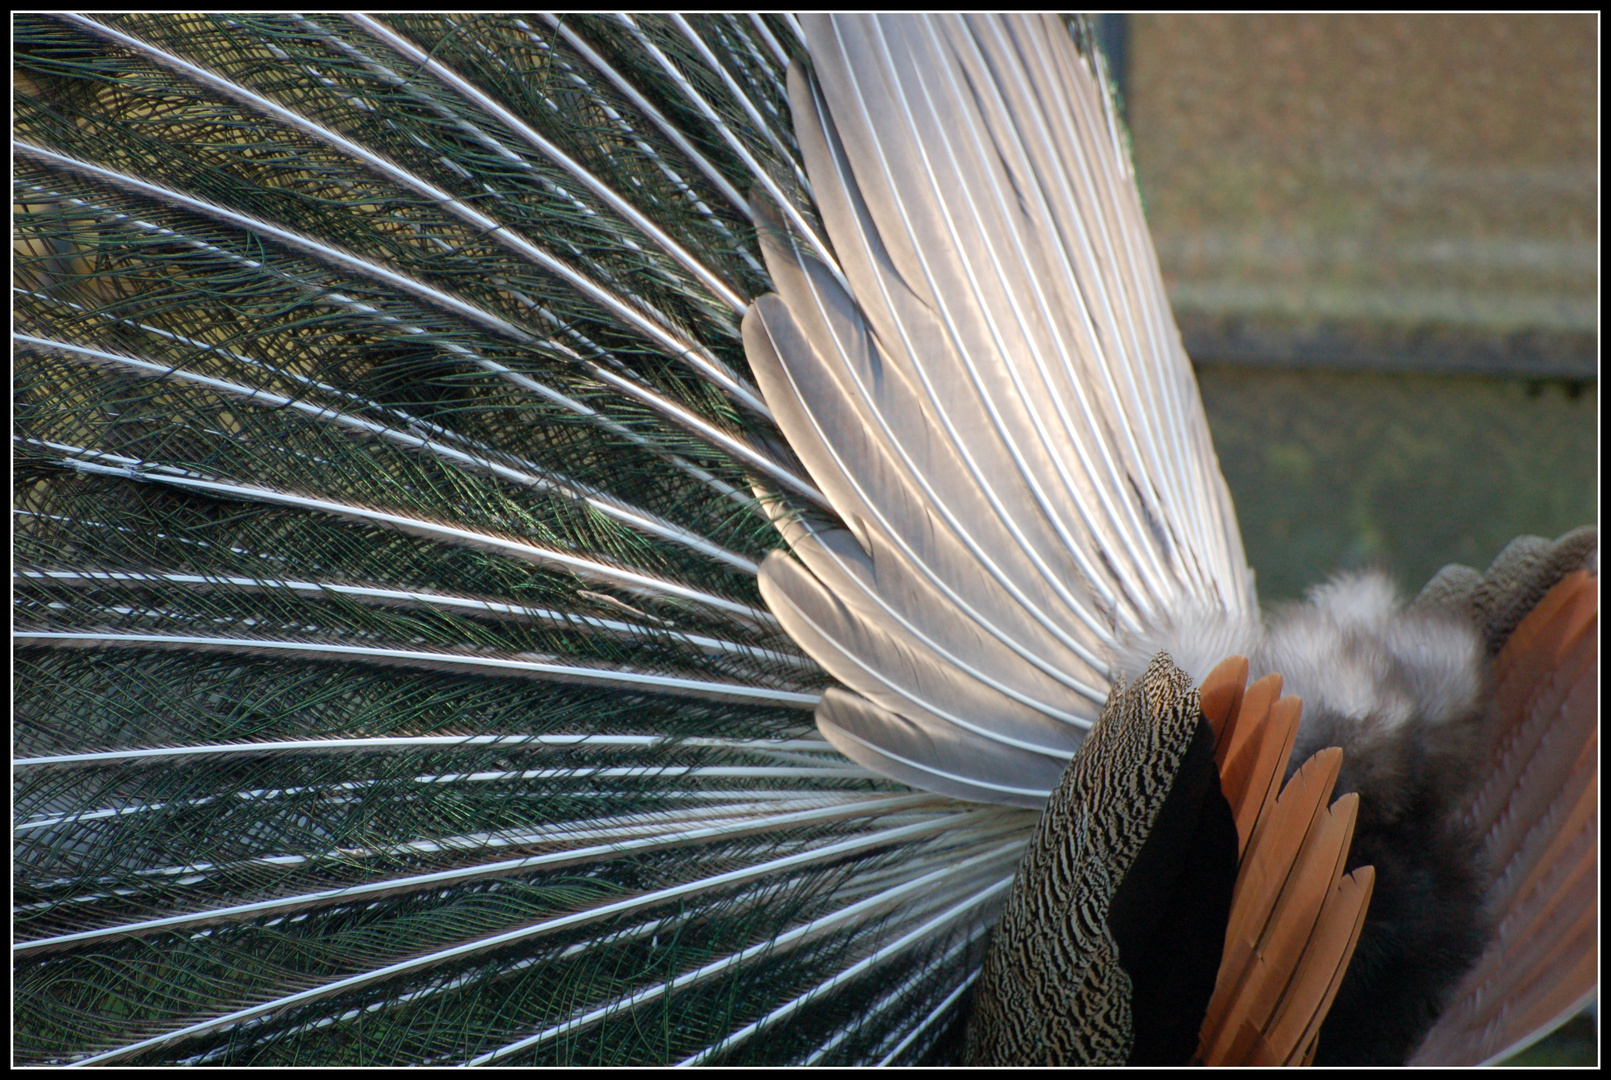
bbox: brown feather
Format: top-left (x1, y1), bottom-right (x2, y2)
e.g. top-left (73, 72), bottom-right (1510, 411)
top-left (1193, 638), bottom-right (1394, 1069)
top-left (1269, 862), bottom-right (1375, 1063)
top-left (1472, 572), bottom-right (1596, 860)
top-left (1409, 568), bottom-right (1599, 1065)
top-left (1199, 750), bottom-right (1346, 1062)
top-left (1229, 1019), bottom-right (1280, 1066)
top-left (1200, 654), bottom-right (1250, 754)
top-left (1194, 658), bottom-right (1383, 1067)
top-left (1416, 847), bottom-right (1594, 1065)
top-left (1218, 673), bottom-right (1280, 795)
top-left (1248, 697), bottom-right (1304, 848)
top-left (1215, 674), bottom-right (1295, 852)
top-left (1499, 751), bottom-right (1595, 925)
top-left (1249, 789), bottom-right (1359, 1005)
top-left (1221, 748), bottom-right (1343, 971)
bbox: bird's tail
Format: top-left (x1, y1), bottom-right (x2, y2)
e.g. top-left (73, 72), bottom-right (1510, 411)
top-left (14, 14), bottom-right (1028, 1064)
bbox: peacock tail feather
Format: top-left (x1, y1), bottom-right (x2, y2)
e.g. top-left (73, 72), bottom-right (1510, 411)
top-left (15, 13), bottom-right (1035, 1065)
top-left (13, 12), bottom-right (1596, 1068)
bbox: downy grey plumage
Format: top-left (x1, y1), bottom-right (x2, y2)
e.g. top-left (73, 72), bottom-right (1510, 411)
top-left (13, 12), bottom-right (1596, 1066)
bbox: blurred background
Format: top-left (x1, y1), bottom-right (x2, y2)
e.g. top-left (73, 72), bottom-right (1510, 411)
top-left (1103, 13), bottom-right (1597, 602)
top-left (1098, 13), bottom-right (1597, 1064)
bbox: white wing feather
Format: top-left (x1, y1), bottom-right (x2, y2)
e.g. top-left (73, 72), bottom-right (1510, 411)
top-left (755, 14), bottom-right (1258, 806)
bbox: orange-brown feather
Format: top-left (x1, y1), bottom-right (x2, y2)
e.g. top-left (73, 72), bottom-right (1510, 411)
top-left (1202, 748), bottom-right (1344, 1061)
top-left (1194, 660), bottom-right (1377, 1067)
top-left (1214, 674), bottom-right (1296, 853)
top-left (1408, 569), bottom-right (1598, 1065)
top-left (1247, 697), bottom-right (1304, 848)
top-left (1200, 655), bottom-right (1249, 753)
top-left (1267, 861), bottom-right (1374, 1063)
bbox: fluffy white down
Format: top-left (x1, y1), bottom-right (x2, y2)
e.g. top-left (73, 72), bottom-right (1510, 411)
top-left (1256, 570), bottom-right (1483, 735)
top-left (1110, 570), bottom-right (1483, 748)
top-left (1108, 596), bottom-right (1264, 689)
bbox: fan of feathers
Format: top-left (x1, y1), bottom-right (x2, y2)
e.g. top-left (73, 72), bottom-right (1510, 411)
top-left (12, 12), bottom-right (1597, 1067)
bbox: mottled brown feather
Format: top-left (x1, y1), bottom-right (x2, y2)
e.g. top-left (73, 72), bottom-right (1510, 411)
top-left (964, 655), bottom-right (1208, 1064)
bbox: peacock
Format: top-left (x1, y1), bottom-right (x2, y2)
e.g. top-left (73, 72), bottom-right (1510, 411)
top-left (13, 13), bottom-right (1597, 1066)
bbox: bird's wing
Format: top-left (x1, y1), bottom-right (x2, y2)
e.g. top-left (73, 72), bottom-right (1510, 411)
top-left (1195, 660), bottom-right (1376, 1066)
top-left (962, 652), bottom-right (1377, 1064)
top-left (750, 14), bottom-right (1258, 805)
top-left (964, 654), bottom-right (1240, 1065)
top-left (1409, 561), bottom-right (1599, 1065)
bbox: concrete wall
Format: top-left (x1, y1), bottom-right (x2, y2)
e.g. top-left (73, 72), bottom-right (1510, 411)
top-left (1103, 15), bottom-right (1597, 610)
top-left (1125, 14), bottom-right (1596, 378)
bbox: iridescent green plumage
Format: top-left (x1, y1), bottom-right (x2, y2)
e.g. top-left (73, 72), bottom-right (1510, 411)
top-left (14, 14), bottom-right (1595, 1068)
top-left (13, 14), bottom-right (1038, 1064)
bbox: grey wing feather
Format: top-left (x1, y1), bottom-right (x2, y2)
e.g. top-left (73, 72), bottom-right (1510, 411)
top-left (816, 689), bottom-right (1063, 808)
top-left (745, 237), bottom-right (1112, 690)
top-left (758, 550), bottom-right (1080, 761)
top-left (800, 15), bottom-right (1251, 623)
top-left (752, 15), bottom-right (1257, 805)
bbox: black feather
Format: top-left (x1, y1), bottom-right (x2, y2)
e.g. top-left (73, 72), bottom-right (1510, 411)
top-left (1110, 712), bottom-right (1238, 1065)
